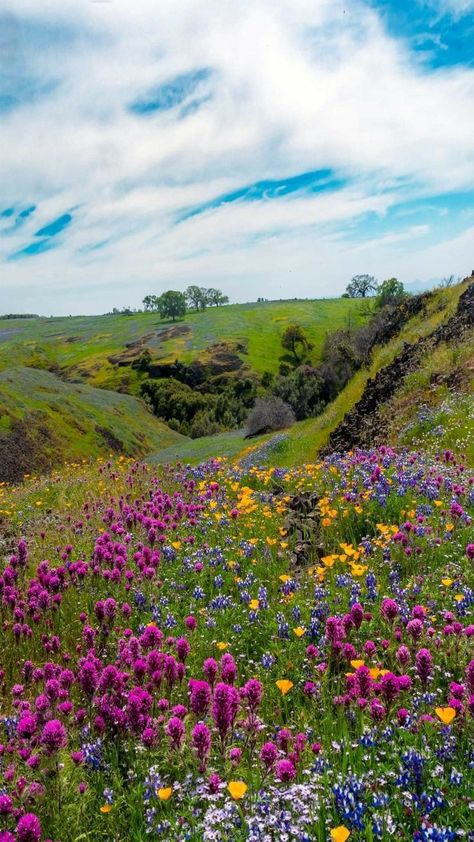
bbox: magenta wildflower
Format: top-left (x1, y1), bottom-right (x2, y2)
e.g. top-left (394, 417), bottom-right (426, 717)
top-left (203, 658), bottom-right (219, 685)
top-left (229, 747), bottom-right (242, 765)
top-left (176, 637), bottom-right (190, 663)
top-left (275, 758), bottom-right (296, 782)
top-left (16, 813), bottom-right (41, 842)
top-left (415, 648), bottom-right (433, 687)
top-left (189, 679), bottom-right (211, 717)
top-left (241, 678), bottom-right (263, 710)
top-left (370, 698), bottom-right (386, 721)
top-left (0, 795), bottom-right (13, 815)
top-left (40, 719), bottom-right (67, 755)
top-left (407, 618), bottom-right (424, 641)
top-left (220, 653), bottom-right (237, 684)
top-left (350, 602), bottom-right (364, 629)
top-left (165, 716), bottom-right (185, 749)
top-left (396, 645), bottom-right (411, 666)
top-left (191, 722), bottom-right (211, 771)
top-left (208, 772), bottom-right (221, 793)
top-left (211, 682), bottom-right (239, 741)
top-left (260, 741), bottom-right (278, 770)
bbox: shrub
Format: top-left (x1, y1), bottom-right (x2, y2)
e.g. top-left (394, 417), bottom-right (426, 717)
top-left (245, 397), bottom-right (295, 438)
top-left (273, 366), bottom-right (325, 420)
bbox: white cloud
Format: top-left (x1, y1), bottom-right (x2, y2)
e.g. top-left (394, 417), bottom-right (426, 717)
top-left (0, 0), bottom-right (473, 313)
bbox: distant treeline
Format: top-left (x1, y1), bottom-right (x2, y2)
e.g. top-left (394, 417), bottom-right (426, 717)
top-left (0, 313), bottom-right (38, 320)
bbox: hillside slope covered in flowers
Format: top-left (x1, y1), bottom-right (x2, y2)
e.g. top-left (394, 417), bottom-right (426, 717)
top-left (0, 447), bottom-right (472, 841)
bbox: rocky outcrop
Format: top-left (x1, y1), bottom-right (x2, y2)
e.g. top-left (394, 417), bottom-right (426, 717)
top-left (323, 280), bottom-right (474, 454)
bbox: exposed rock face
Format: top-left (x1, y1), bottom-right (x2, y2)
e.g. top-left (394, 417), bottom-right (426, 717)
top-left (323, 280), bottom-right (474, 454)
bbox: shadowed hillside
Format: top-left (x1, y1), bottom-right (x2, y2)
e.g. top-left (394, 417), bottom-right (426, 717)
top-left (0, 367), bottom-right (184, 482)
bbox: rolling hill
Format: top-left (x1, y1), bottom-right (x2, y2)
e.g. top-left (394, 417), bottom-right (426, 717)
top-left (0, 366), bottom-right (184, 482)
top-left (1, 279), bottom-right (472, 480)
top-left (0, 297), bottom-right (366, 392)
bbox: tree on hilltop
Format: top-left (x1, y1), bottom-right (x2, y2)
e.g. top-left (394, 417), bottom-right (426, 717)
top-left (345, 274), bottom-right (378, 298)
top-left (186, 285), bottom-right (229, 310)
top-left (207, 288), bottom-right (229, 307)
top-left (142, 295), bottom-right (160, 312)
top-left (157, 290), bottom-right (187, 321)
top-left (185, 285), bottom-right (208, 311)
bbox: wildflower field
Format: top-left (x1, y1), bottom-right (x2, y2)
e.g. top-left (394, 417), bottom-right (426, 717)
top-left (0, 446), bottom-right (472, 841)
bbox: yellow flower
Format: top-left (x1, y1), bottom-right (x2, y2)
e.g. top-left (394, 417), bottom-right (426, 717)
top-left (350, 564), bottom-right (368, 577)
top-left (441, 578), bottom-right (453, 587)
top-left (369, 668), bottom-right (381, 680)
top-left (276, 679), bottom-right (293, 695)
top-left (100, 805), bottom-right (112, 814)
top-left (171, 541), bottom-right (181, 550)
top-left (454, 595), bottom-right (464, 603)
top-left (435, 707), bottom-right (456, 725)
top-left (322, 517), bottom-right (332, 527)
top-left (350, 660), bottom-right (365, 669)
top-left (330, 826), bottom-right (350, 842)
top-left (249, 599), bottom-right (259, 610)
top-left (227, 781), bottom-right (248, 800)
top-left (293, 627), bottom-right (305, 638)
top-left (279, 574), bottom-right (291, 582)
top-left (157, 787), bottom-right (173, 801)
top-left (216, 642), bottom-right (229, 650)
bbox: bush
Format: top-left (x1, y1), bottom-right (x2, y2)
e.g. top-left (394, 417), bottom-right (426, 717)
top-left (273, 366), bottom-right (325, 420)
top-left (245, 397), bottom-right (295, 438)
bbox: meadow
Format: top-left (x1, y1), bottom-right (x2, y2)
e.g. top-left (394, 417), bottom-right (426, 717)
top-left (0, 444), bottom-right (472, 841)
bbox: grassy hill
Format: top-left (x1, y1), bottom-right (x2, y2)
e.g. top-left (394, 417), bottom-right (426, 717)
top-left (0, 298), bottom-right (366, 392)
top-left (146, 278), bottom-right (473, 468)
top-left (0, 366), bottom-right (184, 481)
top-left (1, 281), bottom-right (472, 479)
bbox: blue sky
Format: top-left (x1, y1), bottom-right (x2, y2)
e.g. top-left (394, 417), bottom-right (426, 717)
top-left (0, 0), bottom-right (473, 315)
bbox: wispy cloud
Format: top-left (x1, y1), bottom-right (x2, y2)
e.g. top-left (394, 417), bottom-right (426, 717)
top-left (0, 0), bottom-right (473, 313)
top-left (129, 68), bottom-right (213, 115)
top-left (176, 169), bottom-right (345, 222)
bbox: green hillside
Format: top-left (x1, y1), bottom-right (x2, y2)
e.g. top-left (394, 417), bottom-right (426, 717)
top-left (0, 366), bottom-right (184, 481)
top-left (0, 298), bottom-right (366, 392)
top-left (146, 278), bottom-right (473, 468)
top-left (1, 281), bottom-right (472, 479)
